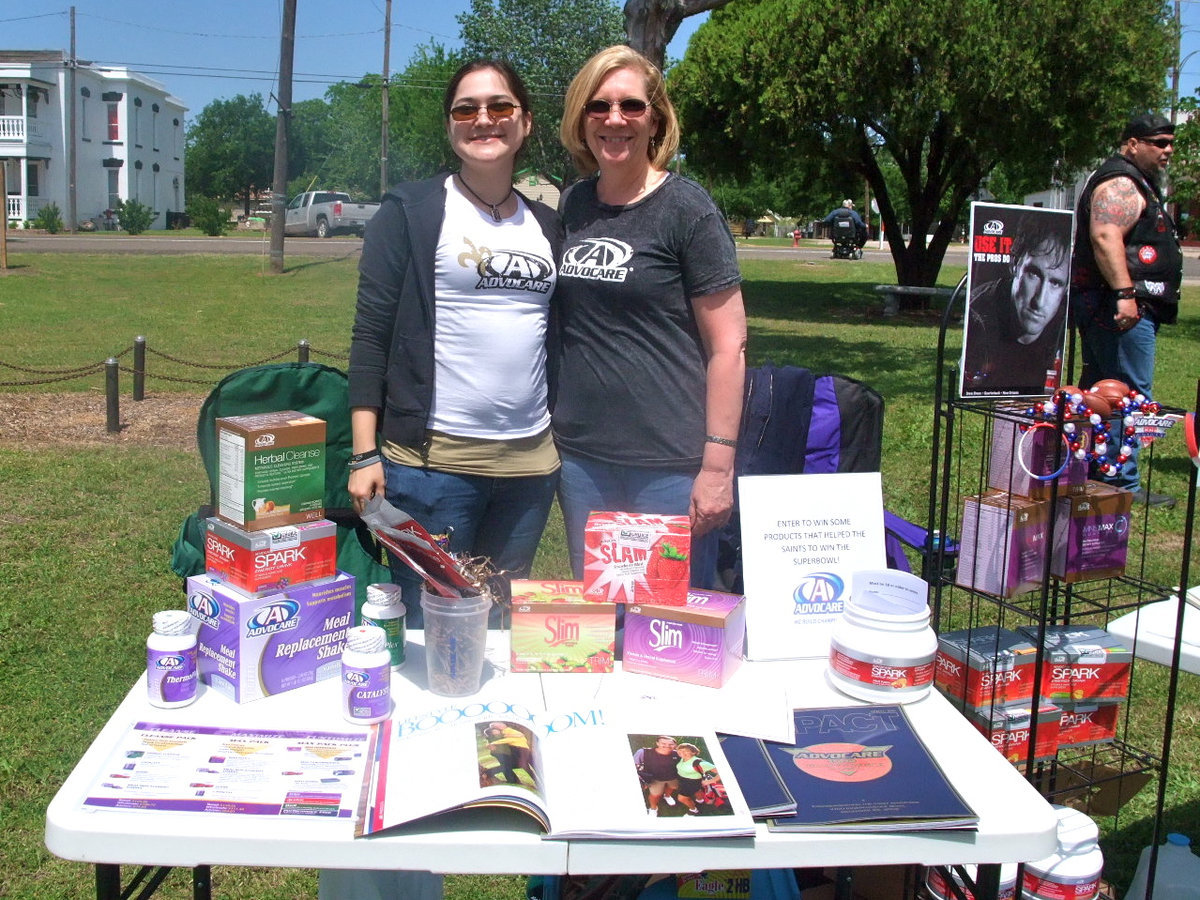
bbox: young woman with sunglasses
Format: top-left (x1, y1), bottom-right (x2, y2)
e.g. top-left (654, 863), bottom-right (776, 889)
top-left (554, 46), bottom-right (747, 587)
top-left (346, 59), bottom-right (563, 629)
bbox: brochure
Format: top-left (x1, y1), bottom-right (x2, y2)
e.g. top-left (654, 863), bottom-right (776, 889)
top-left (764, 706), bottom-right (978, 832)
top-left (356, 697), bottom-right (757, 840)
top-left (717, 733), bottom-right (797, 818)
top-left (82, 721), bottom-right (371, 818)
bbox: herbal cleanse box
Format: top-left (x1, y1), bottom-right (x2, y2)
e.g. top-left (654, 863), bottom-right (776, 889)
top-left (509, 580), bottom-right (615, 673)
top-left (186, 571), bottom-right (354, 703)
top-left (203, 516), bottom-right (337, 597)
top-left (216, 411), bottom-right (326, 531)
top-left (623, 589), bottom-right (746, 688)
top-left (582, 511), bottom-right (690, 605)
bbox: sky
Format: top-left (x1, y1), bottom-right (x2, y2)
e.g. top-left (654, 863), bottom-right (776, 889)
top-left (3, 2), bottom-right (1199, 121)
top-left (0, 1), bottom-right (704, 118)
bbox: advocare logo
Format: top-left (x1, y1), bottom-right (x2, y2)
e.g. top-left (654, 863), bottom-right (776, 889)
top-left (792, 572), bottom-right (845, 615)
top-left (246, 599), bottom-right (301, 637)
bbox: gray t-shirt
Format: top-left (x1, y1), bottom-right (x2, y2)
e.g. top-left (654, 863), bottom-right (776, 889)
top-left (553, 174), bottom-right (742, 467)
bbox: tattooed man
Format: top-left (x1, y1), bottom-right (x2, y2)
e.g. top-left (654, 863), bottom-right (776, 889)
top-left (1071, 113), bottom-right (1182, 508)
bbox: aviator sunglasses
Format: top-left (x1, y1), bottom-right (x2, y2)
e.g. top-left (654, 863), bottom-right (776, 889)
top-left (449, 101), bottom-right (520, 122)
top-left (1138, 136), bottom-right (1174, 148)
top-left (584, 98), bottom-right (650, 119)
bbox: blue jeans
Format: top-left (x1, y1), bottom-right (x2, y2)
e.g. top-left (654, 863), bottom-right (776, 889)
top-left (1078, 311), bottom-right (1158, 491)
top-left (557, 452), bottom-right (718, 589)
top-left (381, 458), bottom-right (558, 627)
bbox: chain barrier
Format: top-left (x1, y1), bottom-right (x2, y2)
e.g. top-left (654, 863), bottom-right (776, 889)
top-left (0, 340), bottom-right (346, 389)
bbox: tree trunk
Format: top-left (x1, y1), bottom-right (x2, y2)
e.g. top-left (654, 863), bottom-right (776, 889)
top-left (624, 0), bottom-right (732, 69)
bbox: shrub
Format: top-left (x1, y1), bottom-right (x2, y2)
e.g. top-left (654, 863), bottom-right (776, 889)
top-left (187, 196), bottom-right (231, 237)
top-left (32, 203), bottom-right (64, 234)
top-left (115, 198), bottom-right (157, 235)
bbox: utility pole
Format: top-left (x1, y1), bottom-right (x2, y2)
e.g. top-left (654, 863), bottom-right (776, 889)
top-left (380, 0), bottom-right (391, 199)
top-left (67, 5), bottom-right (77, 233)
top-left (269, 0), bottom-right (297, 275)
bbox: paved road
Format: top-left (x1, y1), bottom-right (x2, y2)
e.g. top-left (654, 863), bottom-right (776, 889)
top-left (1, 233), bottom-right (363, 258)
top-left (9, 233), bottom-right (1200, 281)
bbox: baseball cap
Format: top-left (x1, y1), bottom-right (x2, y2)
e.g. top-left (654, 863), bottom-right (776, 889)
top-left (1122, 113), bottom-right (1174, 141)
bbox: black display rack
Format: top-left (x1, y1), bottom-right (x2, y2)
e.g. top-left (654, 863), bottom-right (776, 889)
top-left (919, 278), bottom-right (1197, 899)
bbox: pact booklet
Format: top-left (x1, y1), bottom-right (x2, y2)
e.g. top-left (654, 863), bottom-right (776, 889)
top-left (763, 706), bottom-right (978, 832)
top-left (355, 696), bottom-right (757, 841)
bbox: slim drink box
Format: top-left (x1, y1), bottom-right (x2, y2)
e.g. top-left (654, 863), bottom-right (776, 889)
top-left (509, 580), bottom-right (616, 673)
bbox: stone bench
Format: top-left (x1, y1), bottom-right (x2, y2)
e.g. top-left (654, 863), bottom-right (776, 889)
top-left (874, 284), bottom-right (956, 316)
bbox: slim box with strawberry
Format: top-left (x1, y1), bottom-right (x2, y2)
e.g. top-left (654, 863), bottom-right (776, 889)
top-left (509, 580), bottom-right (616, 673)
top-left (582, 511), bottom-right (691, 606)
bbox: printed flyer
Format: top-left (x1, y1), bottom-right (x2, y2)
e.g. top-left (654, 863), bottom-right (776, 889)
top-left (738, 472), bottom-right (886, 660)
top-left (960, 202), bottom-right (1075, 398)
top-left (82, 721), bottom-right (371, 818)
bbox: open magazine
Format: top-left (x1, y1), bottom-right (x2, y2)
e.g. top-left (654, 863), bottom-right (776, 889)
top-left (355, 696), bottom-right (756, 840)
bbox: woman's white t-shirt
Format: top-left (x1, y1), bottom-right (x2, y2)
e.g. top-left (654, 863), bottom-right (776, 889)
top-left (431, 175), bottom-right (557, 439)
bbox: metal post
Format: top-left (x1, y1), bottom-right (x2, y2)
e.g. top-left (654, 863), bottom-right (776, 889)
top-left (297, 339), bottom-right (309, 363)
top-left (133, 335), bottom-right (146, 400)
top-left (105, 357), bottom-right (120, 433)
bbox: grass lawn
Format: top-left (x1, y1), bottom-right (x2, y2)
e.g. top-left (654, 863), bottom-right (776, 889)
top-left (0, 248), bottom-right (1196, 898)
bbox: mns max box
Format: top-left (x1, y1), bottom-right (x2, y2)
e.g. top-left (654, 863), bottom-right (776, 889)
top-left (216, 411), bottom-right (326, 531)
top-left (186, 572), bottom-right (354, 703)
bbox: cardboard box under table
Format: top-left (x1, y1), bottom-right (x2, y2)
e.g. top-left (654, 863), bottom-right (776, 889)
top-left (623, 589), bottom-right (746, 688)
top-left (186, 571), bottom-right (355, 703)
top-left (215, 410), bottom-right (326, 531)
top-left (510, 580), bottom-right (615, 673)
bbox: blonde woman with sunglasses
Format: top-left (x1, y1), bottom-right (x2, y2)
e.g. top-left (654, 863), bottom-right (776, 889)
top-left (347, 59), bottom-right (563, 633)
top-left (554, 46), bottom-right (747, 588)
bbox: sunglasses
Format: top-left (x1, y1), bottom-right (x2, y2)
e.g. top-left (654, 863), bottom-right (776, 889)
top-left (584, 98), bottom-right (650, 119)
top-left (449, 101), bottom-right (520, 122)
top-left (1138, 136), bottom-right (1174, 148)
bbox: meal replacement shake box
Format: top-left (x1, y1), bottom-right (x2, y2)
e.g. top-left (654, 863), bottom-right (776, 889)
top-left (203, 517), bottom-right (337, 597)
top-left (583, 511), bottom-right (691, 605)
top-left (509, 580), bottom-right (615, 673)
top-left (623, 589), bottom-right (746, 688)
top-left (935, 625), bottom-right (1038, 709)
top-left (216, 411), bottom-right (326, 531)
top-left (186, 572), bottom-right (354, 703)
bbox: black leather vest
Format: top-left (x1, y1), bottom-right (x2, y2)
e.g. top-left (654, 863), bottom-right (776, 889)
top-left (1072, 154), bottom-right (1181, 324)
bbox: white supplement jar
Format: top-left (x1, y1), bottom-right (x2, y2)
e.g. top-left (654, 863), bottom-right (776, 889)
top-left (1021, 805), bottom-right (1103, 900)
top-left (827, 573), bottom-right (936, 703)
top-left (361, 582), bottom-right (406, 670)
top-left (342, 624), bottom-right (392, 725)
top-left (147, 610), bottom-right (198, 708)
top-left (925, 863), bottom-right (1018, 900)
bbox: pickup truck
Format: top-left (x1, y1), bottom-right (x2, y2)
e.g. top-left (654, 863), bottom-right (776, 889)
top-left (283, 191), bottom-right (380, 238)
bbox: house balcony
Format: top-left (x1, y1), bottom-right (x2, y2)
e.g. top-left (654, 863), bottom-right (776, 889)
top-left (0, 115), bottom-right (47, 143)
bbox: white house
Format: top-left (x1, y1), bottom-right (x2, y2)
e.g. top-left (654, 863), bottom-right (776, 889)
top-left (1, 50), bottom-right (186, 230)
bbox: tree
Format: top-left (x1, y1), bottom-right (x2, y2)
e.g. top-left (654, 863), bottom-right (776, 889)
top-left (623, 0), bottom-right (731, 69)
top-left (670, 0), bottom-right (1175, 285)
top-left (184, 94), bottom-right (276, 217)
top-left (1168, 94), bottom-right (1200, 233)
top-left (457, 0), bottom-right (627, 187)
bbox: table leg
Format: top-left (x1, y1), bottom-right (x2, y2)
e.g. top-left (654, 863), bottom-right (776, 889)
top-left (193, 864), bottom-right (212, 900)
top-left (96, 864), bottom-right (120, 900)
top-left (92, 863), bottom-right (176, 900)
top-left (973, 863), bottom-right (1002, 900)
top-left (832, 866), bottom-right (854, 900)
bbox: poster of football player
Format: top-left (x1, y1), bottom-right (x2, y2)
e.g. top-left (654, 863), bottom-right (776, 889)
top-left (960, 203), bottom-right (1074, 398)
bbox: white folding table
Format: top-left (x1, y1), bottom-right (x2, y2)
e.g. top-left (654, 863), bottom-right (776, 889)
top-left (46, 631), bottom-right (1059, 899)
